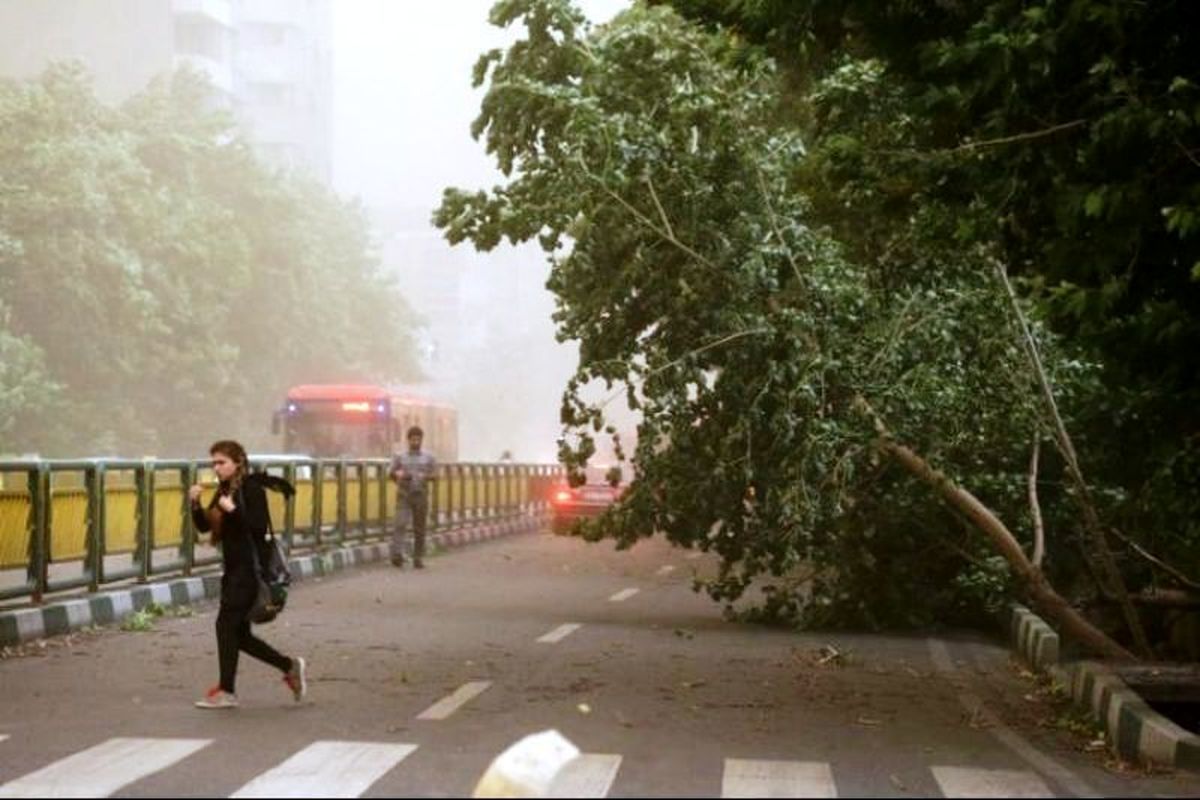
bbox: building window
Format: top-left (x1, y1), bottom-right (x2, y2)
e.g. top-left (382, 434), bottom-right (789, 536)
top-left (247, 82), bottom-right (294, 106)
top-left (175, 19), bottom-right (229, 61)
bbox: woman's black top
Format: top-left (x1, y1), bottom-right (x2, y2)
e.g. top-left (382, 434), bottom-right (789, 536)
top-left (191, 477), bottom-right (272, 602)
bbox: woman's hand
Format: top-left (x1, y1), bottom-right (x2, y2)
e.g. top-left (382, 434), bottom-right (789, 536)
top-left (188, 484), bottom-right (203, 504)
top-left (217, 494), bottom-right (237, 513)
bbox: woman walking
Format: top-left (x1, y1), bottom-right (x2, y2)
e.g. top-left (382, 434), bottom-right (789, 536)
top-left (189, 439), bottom-right (307, 709)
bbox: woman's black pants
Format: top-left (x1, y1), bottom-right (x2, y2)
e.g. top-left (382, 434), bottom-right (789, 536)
top-left (216, 579), bottom-right (290, 693)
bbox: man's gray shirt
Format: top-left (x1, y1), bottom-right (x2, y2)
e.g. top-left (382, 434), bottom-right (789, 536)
top-left (390, 450), bottom-right (437, 497)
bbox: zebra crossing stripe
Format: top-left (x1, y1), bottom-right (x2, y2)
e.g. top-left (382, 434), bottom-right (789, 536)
top-left (417, 680), bottom-right (492, 720)
top-left (0, 737), bottom-right (210, 798)
top-left (656, 565), bottom-right (676, 576)
top-left (537, 623), bottom-right (582, 643)
top-left (721, 759), bottom-right (837, 798)
top-left (230, 741), bottom-right (417, 798)
top-left (608, 588), bottom-right (639, 602)
top-left (547, 754), bottom-right (622, 798)
top-left (930, 766), bottom-right (1053, 798)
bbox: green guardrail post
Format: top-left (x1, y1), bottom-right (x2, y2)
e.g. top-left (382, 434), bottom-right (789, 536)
top-left (27, 462), bottom-right (50, 604)
top-left (283, 462), bottom-right (296, 551)
top-left (312, 459), bottom-right (324, 547)
top-left (135, 459), bottom-right (153, 582)
top-left (358, 462), bottom-right (369, 539)
top-left (429, 465), bottom-right (441, 533)
top-left (378, 461), bottom-right (389, 535)
top-left (485, 465), bottom-right (495, 522)
top-left (336, 460), bottom-right (347, 544)
top-left (453, 462), bottom-right (463, 525)
top-left (85, 462), bottom-right (106, 592)
top-left (181, 462), bottom-right (197, 575)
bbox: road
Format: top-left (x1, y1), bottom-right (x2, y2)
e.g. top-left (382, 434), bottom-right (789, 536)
top-left (0, 529), bottom-right (1197, 797)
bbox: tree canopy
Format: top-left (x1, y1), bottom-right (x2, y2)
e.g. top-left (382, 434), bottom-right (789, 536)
top-left (0, 63), bottom-right (420, 457)
top-left (438, 0), bottom-right (1199, 658)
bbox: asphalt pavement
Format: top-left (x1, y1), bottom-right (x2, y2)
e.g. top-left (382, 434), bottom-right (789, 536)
top-left (0, 529), bottom-right (1197, 797)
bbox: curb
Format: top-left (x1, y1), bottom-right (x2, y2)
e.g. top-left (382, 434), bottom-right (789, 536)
top-left (0, 514), bottom-right (543, 648)
top-left (1011, 603), bottom-right (1060, 672)
top-left (1009, 603), bottom-right (1200, 769)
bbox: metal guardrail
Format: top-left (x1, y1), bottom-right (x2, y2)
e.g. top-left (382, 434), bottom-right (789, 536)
top-left (0, 457), bottom-right (564, 604)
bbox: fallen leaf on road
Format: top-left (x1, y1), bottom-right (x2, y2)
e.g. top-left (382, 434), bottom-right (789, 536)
top-left (681, 680), bottom-right (707, 689)
top-left (577, 703), bottom-right (591, 715)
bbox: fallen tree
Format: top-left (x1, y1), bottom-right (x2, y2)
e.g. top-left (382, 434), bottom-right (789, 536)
top-left (437, 0), bottom-right (1160, 658)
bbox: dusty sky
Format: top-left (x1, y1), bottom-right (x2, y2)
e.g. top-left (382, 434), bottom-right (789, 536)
top-left (331, 0), bottom-right (630, 213)
top-left (330, 0), bottom-right (633, 462)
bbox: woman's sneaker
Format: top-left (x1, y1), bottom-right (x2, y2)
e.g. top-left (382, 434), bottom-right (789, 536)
top-left (284, 656), bottom-right (307, 702)
top-left (194, 686), bottom-right (238, 709)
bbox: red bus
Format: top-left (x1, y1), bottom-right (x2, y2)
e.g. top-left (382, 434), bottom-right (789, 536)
top-left (272, 384), bottom-right (458, 461)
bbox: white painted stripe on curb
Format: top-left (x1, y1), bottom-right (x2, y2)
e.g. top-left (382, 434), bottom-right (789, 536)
top-left (656, 565), bottom-right (676, 576)
top-left (721, 759), bottom-right (837, 798)
top-left (149, 583), bottom-right (173, 606)
top-left (13, 610), bottom-right (44, 643)
top-left (184, 578), bottom-right (206, 602)
top-left (608, 588), bottom-right (639, 603)
top-left (109, 593), bottom-right (133, 620)
top-left (230, 741), bottom-right (417, 798)
top-left (0, 737), bottom-right (210, 798)
top-left (537, 623), bottom-right (583, 644)
top-left (931, 766), bottom-right (1053, 798)
top-left (417, 680), bottom-right (492, 721)
top-left (62, 600), bottom-right (92, 629)
top-left (548, 754), bottom-right (622, 798)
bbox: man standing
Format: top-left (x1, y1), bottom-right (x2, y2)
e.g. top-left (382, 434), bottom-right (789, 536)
top-left (390, 426), bottom-right (437, 568)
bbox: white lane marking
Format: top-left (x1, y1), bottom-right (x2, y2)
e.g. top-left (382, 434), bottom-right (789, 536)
top-left (655, 565), bottom-right (676, 576)
top-left (721, 759), bottom-right (837, 798)
top-left (417, 680), bottom-right (492, 720)
top-left (231, 741), bottom-right (417, 798)
top-left (548, 754), bottom-right (622, 798)
top-left (931, 766), bottom-right (1054, 798)
top-left (537, 623), bottom-right (583, 644)
top-left (608, 588), bottom-right (639, 602)
top-left (0, 736), bottom-right (7, 744)
top-left (0, 737), bottom-right (210, 798)
top-left (927, 639), bottom-right (1096, 797)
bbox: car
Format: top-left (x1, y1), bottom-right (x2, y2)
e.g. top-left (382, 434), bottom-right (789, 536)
top-left (550, 465), bottom-right (625, 535)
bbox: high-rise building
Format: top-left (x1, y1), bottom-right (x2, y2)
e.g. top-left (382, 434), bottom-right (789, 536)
top-left (0, 0), bottom-right (331, 182)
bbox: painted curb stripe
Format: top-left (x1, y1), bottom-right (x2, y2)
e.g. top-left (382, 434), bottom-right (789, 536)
top-left (537, 623), bottom-right (582, 644)
top-left (230, 741), bottom-right (417, 798)
top-left (721, 759), bottom-right (836, 798)
top-left (930, 766), bottom-right (1052, 798)
top-left (0, 737), bottom-right (211, 798)
top-left (416, 680), bottom-right (492, 721)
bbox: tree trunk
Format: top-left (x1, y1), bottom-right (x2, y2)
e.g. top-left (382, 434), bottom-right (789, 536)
top-left (878, 438), bottom-right (1137, 662)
